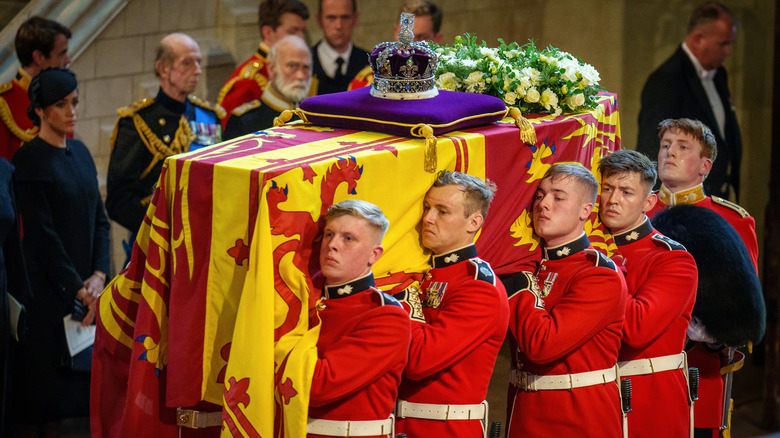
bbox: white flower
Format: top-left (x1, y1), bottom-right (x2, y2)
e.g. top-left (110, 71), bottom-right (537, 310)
top-left (519, 67), bottom-right (540, 86)
top-left (464, 71), bottom-right (486, 93)
top-left (479, 47), bottom-right (499, 60)
top-left (578, 63), bottom-right (601, 86)
top-left (460, 58), bottom-right (478, 69)
top-left (504, 92), bottom-right (517, 105)
top-left (540, 88), bottom-right (559, 111)
top-left (436, 72), bottom-right (462, 91)
top-left (525, 87), bottom-right (540, 103)
top-left (558, 58), bottom-right (580, 83)
top-left (564, 93), bottom-right (586, 110)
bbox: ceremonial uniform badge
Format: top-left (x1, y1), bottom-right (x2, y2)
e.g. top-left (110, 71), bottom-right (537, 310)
top-left (424, 281), bottom-right (447, 308)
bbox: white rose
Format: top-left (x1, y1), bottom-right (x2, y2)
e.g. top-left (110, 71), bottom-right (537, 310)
top-left (525, 87), bottom-right (540, 103)
top-left (436, 72), bottom-right (462, 91)
top-left (564, 93), bottom-right (586, 110)
top-left (579, 63), bottom-right (601, 86)
top-left (504, 92), bottom-right (517, 106)
top-left (540, 88), bottom-right (559, 111)
top-left (464, 71), bottom-right (486, 93)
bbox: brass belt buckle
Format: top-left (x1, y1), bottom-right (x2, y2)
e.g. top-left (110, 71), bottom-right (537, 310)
top-left (176, 408), bottom-right (197, 428)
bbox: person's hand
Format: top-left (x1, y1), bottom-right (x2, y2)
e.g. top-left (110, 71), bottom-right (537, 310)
top-left (83, 271), bottom-right (106, 298)
top-left (76, 287), bottom-right (97, 326)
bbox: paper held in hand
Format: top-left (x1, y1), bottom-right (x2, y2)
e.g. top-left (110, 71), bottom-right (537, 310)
top-left (63, 314), bottom-right (95, 356)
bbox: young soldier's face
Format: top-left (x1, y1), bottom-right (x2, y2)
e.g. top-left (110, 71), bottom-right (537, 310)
top-left (600, 172), bottom-right (656, 235)
top-left (320, 215), bottom-right (382, 285)
top-left (421, 185), bottom-right (480, 255)
top-left (532, 175), bottom-right (592, 247)
top-left (657, 129), bottom-right (712, 191)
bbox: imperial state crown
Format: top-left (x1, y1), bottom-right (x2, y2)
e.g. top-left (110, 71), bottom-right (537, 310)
top-left (369, 13), bottom-right (439, 100)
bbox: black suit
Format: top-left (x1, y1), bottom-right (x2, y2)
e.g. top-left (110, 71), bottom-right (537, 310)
top-left (637, 46), bottom-right (742, 200)
top-left (312, 41), bottom-right (370, 95)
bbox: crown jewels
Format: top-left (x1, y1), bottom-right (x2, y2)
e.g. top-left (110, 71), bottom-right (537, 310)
top-left (369, 13), bottom-right (439, 100)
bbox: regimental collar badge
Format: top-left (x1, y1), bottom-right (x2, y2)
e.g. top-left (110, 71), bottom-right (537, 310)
top-left (432, 244), bottom-right (477, 268)
top-left (543, 233), bottom-right (590, 260)
top-left (424, 281), bottom-right (447, 308)
top-left (324, 273), bottom-right (375, 299)
top-left (659, 183), bottom-right (706, 207)
top-left (613, 218), bottom-right (653, 246)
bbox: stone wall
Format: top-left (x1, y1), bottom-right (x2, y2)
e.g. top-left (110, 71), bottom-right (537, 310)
top-left (65, 0), bottom-right (774, 274)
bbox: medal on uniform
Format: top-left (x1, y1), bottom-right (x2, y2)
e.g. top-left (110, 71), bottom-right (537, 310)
top-left (542, 272), bottom-right (557, 298)
top-left (424, 281), bottom-right (447, 308)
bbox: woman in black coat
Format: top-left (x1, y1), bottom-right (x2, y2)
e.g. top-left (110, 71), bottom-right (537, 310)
top-left (11, 68), bottom-right (110, 437)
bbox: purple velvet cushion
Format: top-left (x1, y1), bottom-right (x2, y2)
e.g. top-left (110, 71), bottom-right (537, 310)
top-left (298, 87), bottom-right (507, 137)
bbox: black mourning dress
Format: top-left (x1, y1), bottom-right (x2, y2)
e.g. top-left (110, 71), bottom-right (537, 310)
top-left (11, 137), bottom-right (110, 422)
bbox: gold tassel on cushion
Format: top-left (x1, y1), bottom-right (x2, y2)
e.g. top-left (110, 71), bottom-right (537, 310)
top-left (509, 107), bottom-right (537, 145)
top-left (273, 108), bottom-right (310, 127)
top-left (273, 110), bottom-right (295, 127)
top-left (411, 124), bottom-right (437, 173)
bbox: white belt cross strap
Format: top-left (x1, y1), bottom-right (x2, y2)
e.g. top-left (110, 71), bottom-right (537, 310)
top-left (306, 415), bottom-right (394, 437)
top-left (395, 400), bottom-right (489, 438)
top-left (510, 365), bottom-right (618, 391)
top-left (618, 353), bottom-right (685, 376)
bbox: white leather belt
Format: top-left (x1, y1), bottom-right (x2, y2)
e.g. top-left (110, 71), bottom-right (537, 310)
top-left (618, 353), bottom-right (685, 377)
top-left (176, 408), bottom-right (222, 428)
top-left (306, 416), bottom-right (394, 437)
top-left (395, 399), bottom-right (488, 421)
top-left (510, 365), bottom-right (618, 391)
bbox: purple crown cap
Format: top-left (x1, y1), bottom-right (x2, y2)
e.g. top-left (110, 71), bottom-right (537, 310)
top-left (369, 13), bottom-right (439, 100)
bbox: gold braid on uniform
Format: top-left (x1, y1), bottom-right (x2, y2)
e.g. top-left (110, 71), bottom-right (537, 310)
top-left (132, 114), bottom-right (194, 179)
top-left (0, 94), bottom-right (38, 142)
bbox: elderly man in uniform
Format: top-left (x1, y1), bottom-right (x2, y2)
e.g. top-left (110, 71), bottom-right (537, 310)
top-left (392, 171), bottom-right (508, 438)
top-left (307, 200), bottom-right (410, 438)
top-left (504, 163), bottom-right (627, 438)
top-left (646, 117), bottom-right (758, 438)
top-left (223, 35), bottom-right (312, 140)
top-left (0, 16), bottom-right (70, 160)
top-left (599, 150), bottom-right (698, 438)
top-left (218, 0), bottom-right (309, 128)
top-left (106, 33), bottom-right (223, 245)
top-left (311, 0), bottom-right (372, 94)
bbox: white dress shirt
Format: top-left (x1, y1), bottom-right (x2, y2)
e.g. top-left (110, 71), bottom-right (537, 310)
top-left (317, 40), bottom-right (353, 79)
top-left (682, 42), bottom-right (726, 139)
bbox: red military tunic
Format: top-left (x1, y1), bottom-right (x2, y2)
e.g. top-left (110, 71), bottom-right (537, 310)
top-left (394, 244), bottom-right (509, 438)
top-left (0, 69), bottom-right (38, 160)
top-left (647, 183), bottom-right (758, 433)
top-left (309, 273), bottom-right (411, 438)
top-left (612, 218), bottom-right (697, 438)
top-left (217, 44), bottom-right (271, 129)
top-left (507, 233), bottom-right (627, 438)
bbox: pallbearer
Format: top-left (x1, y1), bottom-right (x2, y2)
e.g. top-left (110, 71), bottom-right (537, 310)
top-left (599, 150), bottom-right (698, 438)
top-left (504, 163), bottom-right (626, 438)
top-left (308, 200), bottom-right (410, 438)
top-left (394, 171), bottom-right (509, 438)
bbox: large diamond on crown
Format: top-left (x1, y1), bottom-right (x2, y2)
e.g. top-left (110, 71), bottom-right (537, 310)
top-left (369, 13), bottom-right (439, 100)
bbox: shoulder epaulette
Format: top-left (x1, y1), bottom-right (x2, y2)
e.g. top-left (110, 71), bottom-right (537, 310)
top-left (117, 97), bottom-right (155, 118)
top-left (0, 82), bottom-right (12, 95)
top-left (231, 99), bottom-right (262, 117)
top-left (375, 288), bottom-right (403, 308)
top-left (651, 234), bottom-right (687, 252)
top-left (468, 258), bottom-right (497, 285)
top-left (241, 58), bottom-right (266, 79)
top-left (585, 248), bottom-right (618, 271)
top-left (188, 95), bottom-right (227, 119)
top-left (712, 196), bottom-right (750, 218)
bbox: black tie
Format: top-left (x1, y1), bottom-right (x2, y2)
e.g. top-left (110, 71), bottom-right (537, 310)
top-left (334, 57), bottom-right (345, 81)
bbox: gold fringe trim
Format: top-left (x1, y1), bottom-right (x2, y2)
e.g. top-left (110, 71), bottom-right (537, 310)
top-left (132, 114), bottom-right (194, 179)
top-left (508, 107), bottom-right (537, 145)
top-left (0, 95), bottom-right (38, 142)
top-left (411, 124), bottom-right (437, 173)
